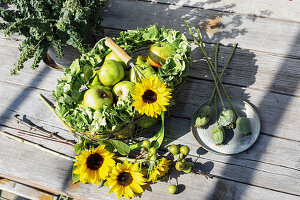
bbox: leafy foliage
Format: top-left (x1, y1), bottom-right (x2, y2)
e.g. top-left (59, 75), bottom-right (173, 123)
top-left (53, 24), bottom-right (191, 135)
top-left (0, 0), bottom-right (109, 75)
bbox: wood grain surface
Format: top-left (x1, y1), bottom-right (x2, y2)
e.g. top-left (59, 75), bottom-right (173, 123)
top-left (0, 0), bottom-right (299, 199)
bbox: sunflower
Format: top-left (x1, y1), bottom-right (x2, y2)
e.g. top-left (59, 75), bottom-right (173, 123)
top-left (148, 157), bottom-right (171, 183)
top-left (73, 145), bottom-right (115, 184)
top-left (131, 76), bottom-right (172, 118)
top-left (105, 160), bottom-right (147, 199)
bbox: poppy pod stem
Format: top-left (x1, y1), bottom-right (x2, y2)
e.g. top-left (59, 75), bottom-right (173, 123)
top-left (184, 21), bottom-right (224, 107)
top-left (208, 43), bottom-right (238, 105)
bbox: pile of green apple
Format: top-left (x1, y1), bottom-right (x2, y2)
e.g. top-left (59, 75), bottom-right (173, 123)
top-left (81, 42), bottom-right (176, 112)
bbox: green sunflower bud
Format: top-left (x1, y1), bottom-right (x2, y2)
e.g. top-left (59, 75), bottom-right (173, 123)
top-left (212, 126), bottom-right (225, 145)
top-left (218, 109), bottom-right (236, 129)
top-left (236, 117), bottom-right (251, 135)
top-left (195, 105), bottom-right (212, 128)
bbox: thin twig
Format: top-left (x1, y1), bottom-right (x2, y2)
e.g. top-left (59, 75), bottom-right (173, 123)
top-left (0, 131), bottom-right (76, 162)
top-left (14, 114), bottom-right (75, 146)
top-left (193, 171), bottom-right (214, 179)
top-left (14, 131), bottom-right (73, 146)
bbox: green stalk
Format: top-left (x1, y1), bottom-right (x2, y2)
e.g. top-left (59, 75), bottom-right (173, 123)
top-left (208, 43), bottom-right (238, 105)
top-left (214, 43), bottom-right (219, 119)
top-left (208, 42), bottom-right (219, 104)
top-left (214, 93), bottom-right (218, 120)
top-left (187, 24), bottom-right (239, 116)
top-left (184, 21), bottom-right (225, 107)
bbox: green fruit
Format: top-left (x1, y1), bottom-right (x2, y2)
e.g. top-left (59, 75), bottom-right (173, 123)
top-left (168, 185), bottom-right (177, 195)
top-left (82, 85), bottom-right (113, 110)
top-left (129, 64), bottom-right (156, 83)
top-left (195, 105), bottom-right (212, 127)
top-left (149, 147), bottom-right (157, 156)
top-left (112, 81), bottom-right (135, 100)
top-left (236, 117), bottom-right (252, 135)
top-left (98, 60), bottom-right (124, 86)
top-left (105, 51), bottom-right (127, 69)
top-left (136, 115), bottom-right (158, 128)
top-left (180, 158), bottom-right (186, 163)
top-left (212, 126), bottom-right (225, 145)
top-left (169, 145), bottom-right (179, 155)
top-left (180, 145), bottom-right (190, 156)
top-left (142, 140), bottom-right (150, 149)
top-left (150, 155), bottom-right (157, 161)
top-left (218, 109), bottom-right (236, 128)
top-left (175, 161), bottom-right (185, 171)
top-left (89, 73), bottom-right (102, 87)
top-left (148, 42), bottom-right (175, 68)
top-left (183, 162), bottom-right (194, 174)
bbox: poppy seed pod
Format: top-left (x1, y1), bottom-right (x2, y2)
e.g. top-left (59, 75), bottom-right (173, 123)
top-left (218, 109), bottom-right (236, 128)
top-left (195, 105), bottom-right (212, 128)
top-left (236, 117), bottom-right (251, 135)
top-left (212, 126), bottom-right (225, 145)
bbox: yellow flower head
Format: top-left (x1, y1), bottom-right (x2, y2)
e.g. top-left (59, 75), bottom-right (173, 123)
top-left (131, 76), bottom-right (172, 118)
top-left (73, 145), bottom-right (115, 184)
top-left (105, 160), bottom-right (147, 199)
top-left (148, 157), bottom-right (171, 183)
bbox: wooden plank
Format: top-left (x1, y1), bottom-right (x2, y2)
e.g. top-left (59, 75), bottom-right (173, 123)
top-left (0, 178), bottom-right (55, 200)
top-left (0, 133), bottom-right (298, 199)
top-left (103, 0), bottom-right (300, 57)
top-left (149, 0), bottom-right (300, 22)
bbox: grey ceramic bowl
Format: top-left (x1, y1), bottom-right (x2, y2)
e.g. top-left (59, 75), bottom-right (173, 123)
top-left (191, 98), bottom-right (261, 155)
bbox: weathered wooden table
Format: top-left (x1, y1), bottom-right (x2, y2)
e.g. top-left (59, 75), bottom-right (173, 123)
top-left (0, 0), bottom-right (300, 199)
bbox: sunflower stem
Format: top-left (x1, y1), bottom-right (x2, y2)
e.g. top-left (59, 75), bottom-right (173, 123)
top-left (117, 157), bottom-right (148, 163)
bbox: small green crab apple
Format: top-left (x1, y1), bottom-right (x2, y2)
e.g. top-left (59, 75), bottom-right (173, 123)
top-left (218, 109), bottom-right (236, 129)
top-left (169, 145), bottom-right (179, 155)
top-left (168, 185), bottom-right (178, 195)
top-left (236, 117), bottom-right (252, 135)
top-left (183, 162), bottom-right (194, 174)
top-left (180, 145), bottom-right (190, 156)
top-left (195, 106), bottom-right (212, 128)
top-left (212, 126), bottom-right (225, 145)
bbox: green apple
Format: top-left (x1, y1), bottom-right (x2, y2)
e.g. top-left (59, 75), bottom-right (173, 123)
top-left (105, 51), bottom-right (127, 70)
top-left (98, 60), bottom-right (124, 86)
top-left (89, 73), bottom-right (102, 87)
top-left (135, 55), bottom-right (149, 65)
top-left (147, 42), bottom-right (175, 67)
top-left (129, 56), bottom-right (156, 82)
top-left (129, 65), bottom-right (156, 82)
top-left (113, 81), bottom-right (135, 100)
top-left (82, 85), bottom-right (113, 110)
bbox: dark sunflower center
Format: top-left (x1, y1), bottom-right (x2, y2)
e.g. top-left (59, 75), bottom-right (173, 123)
top-left (86, 153), bottom-right (103, 170)
top-left (142, 90), bottom-right (157, 103)
top-left (117, 172), bottom-right (133, 186)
